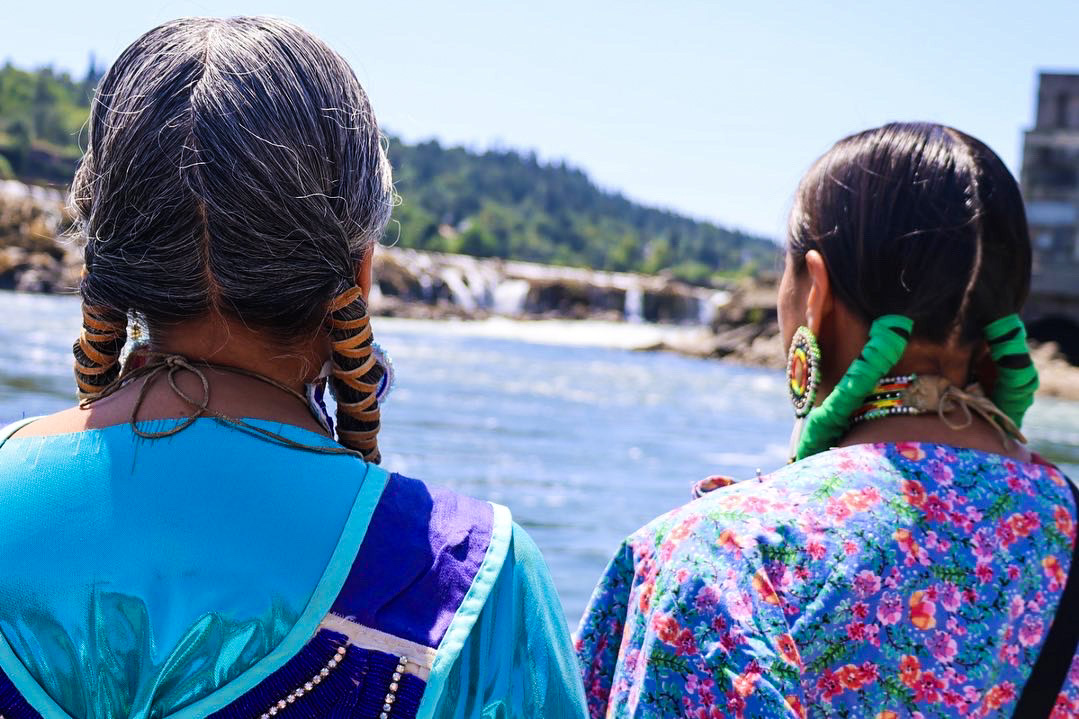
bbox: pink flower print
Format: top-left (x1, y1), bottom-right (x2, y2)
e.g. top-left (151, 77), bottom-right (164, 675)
top-left (843, 540), bottom-right (859, 556)
top-left (676, 568), bottom-right (690, 582)
top-left (854, 569), bottom-right (882, 597)
top-left (902, 479), bottom-right (928, 509)
top-left (652, 613), bottom-right (681, 643)
top-left (971, 527), bottom-right (997, 563)
top-left (695, 584), bottom-right (721, 612)
top-left (938, 582), bottom-right (962, 612)
top-left (742, 496), bottom-right (768, 513)
top-left (975, 564), bottom-right (994, 583)
top-left (1043, 556), bottom-right (1067, 592)
top-left (675, 628), bottom-right (698, 656)
top-left (933, 446), bottom-right (958, 462)
top-left (847, 621), bottom-right (867, 641)
top-left (1007, 511), bottom-right (1040, 539)
top-left (1009, 595), bottom-right (1026, 620)
top-left (844, 489), bottom-right (877, 511)
top-left (1000, 642), bottom-right (1020, 667)
top-left (995, 520), bottom-right (1018, 548)
top-left (924, 493), bottom-right (952, 522)
top-left (927, 630), bottom-right (959, 662)
top-left (912, 670), bottom-right (946, 703)
top-left (827, 498), bottom-right (853, 522)
top-left (877, 591), bottom-right (903, 625)
top-left (1007, 565), bottom-right (1021, 581)
top-left (865, 622), bottom-right (881, 647)
top-left (898, 442), bottom-right (927, 462)
top-left (928, 459), bottom-right (955, 485)
top-left (816, 669), bottom-right (843, 701)
top-left (852, 601), bottom-right (870, 620)
top-left (909, 590), bottom-right (938, 630)
top-left (717, 528), bottom-right (756, 557)
top-left (1054, 504), bottom-right (1075, 540)
top-left (1018, 614), bottom-right (1044, 647)
top-left (727, 591), bottom-right (754, 622)
top-left (1006, 474), bottom-right (1033, 495)
top-left (765, 561), bottom-right (793, 591)
top-left (807, 540), bottom-right (827, 561)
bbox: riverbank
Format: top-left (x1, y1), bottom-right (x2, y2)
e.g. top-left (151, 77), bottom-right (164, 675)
top-left (3, 178), bottom-right (1078, 400)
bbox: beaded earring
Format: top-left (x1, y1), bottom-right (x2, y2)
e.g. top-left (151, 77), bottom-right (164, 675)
top-left (787, 326), bottom-right (821, 418)
top-left (371, 341), bottom-right (396, 404)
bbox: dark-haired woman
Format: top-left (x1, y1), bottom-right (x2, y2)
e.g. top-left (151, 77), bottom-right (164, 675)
top-left (576, 123), bottom-right (1078, 718)
top-left (0, 17), bottom-right (585, 719)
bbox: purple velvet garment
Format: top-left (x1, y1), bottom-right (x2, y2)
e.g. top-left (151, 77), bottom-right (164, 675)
top-left (330, 473), bottom-right (495, 649)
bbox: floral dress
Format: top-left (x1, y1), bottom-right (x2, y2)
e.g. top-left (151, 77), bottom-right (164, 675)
top-left (575, 443), bottom-right (1079, 718)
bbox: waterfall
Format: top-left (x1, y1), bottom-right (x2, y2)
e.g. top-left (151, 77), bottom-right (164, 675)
top-left (493, 279), bottom-right (531, 315)
top-left (699, 290), bottom-right (733, 325)
top-left (440, 267), bottom-right (478, 311)
top-left (624, 286), bottom-right (645, 323)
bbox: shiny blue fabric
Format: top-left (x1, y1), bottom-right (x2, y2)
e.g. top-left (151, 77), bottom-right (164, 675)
top-left (428, 525), bottom-right (588, 719)
top-left (0, 419), bottom-right (371, 719)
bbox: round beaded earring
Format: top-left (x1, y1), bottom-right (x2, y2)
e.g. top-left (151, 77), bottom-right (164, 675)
top-left (787, 325), bottom-right (821, 418)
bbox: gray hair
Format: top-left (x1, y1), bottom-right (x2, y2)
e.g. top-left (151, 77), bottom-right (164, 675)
top-left (71, 16), bottom-right (393, 460)
top-left (73, 16), bottom-right (392, 332)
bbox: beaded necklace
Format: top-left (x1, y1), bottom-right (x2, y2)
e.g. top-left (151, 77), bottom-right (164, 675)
top-left (848, 373), bottom-right (1027, 444)
top-left (849, 374), bottom-right (922, 424)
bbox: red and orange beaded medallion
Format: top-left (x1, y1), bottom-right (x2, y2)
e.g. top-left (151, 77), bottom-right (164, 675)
top-left (787, 325), bottom-right (821, 418)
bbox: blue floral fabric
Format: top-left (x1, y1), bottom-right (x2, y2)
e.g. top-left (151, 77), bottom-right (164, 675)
top-left (575, 443), bottom-right (1079, 718)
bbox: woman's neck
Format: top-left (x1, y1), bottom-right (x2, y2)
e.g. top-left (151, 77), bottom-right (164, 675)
top-left (13, 315), bottom-right (331, 439)
top-left (838, 413), bottom-right (1029, 460)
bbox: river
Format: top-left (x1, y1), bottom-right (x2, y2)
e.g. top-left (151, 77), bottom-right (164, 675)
top-left (3, 290), bottom-right (1079, 623)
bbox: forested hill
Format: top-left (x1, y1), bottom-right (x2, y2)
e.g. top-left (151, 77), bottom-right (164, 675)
top-left (0, 62), bottom-right (778, 284)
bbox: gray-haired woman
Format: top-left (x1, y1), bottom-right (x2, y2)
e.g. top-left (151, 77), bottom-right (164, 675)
top-left (0, 17), bottom-right (586, 719)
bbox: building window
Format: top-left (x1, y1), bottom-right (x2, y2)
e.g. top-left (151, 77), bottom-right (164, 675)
top-left (1058, 93), bottom-right (1071, 128)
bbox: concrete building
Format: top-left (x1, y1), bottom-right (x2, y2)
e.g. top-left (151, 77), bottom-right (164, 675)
top-left (1020, 72), bottom-right (1079, 361)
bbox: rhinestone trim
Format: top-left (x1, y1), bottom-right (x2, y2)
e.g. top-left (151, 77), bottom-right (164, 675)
top-left (259, 645), bottom-right (347, 718)
top-left (378, 656), bottom-right (409, 719)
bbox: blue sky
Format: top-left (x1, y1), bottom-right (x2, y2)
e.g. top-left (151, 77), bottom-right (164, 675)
top-left (7, 1), bottom-right (1078, 239)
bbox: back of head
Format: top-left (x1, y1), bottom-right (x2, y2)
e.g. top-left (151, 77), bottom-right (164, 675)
top-left (71, 16), bottom-right (393, 460)
top-left (788, 122), bottom-right (1031, 345)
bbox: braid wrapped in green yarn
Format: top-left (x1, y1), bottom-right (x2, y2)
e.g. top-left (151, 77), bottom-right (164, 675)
top-left (794, 315), bottom-right (914, 461)
top-left (984, 314), bottom-right (1039, 430)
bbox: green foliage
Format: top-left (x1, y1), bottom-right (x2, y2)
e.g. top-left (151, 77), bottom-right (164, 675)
top-left (0, 63), bottom-right (779, 282)
top-left (387, 138), bottom-right (779, 282)
top-left (0, 61), bottom-right (100, 184)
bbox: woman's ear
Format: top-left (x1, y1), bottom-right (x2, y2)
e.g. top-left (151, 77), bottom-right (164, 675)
top-left (355, 247), bottom-right (375, 301)
top-left (803, 249), bottom-right (833, 335)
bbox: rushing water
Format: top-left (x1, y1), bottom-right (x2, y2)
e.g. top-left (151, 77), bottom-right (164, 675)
top-left (3, 290), bottom-right (1079, 623)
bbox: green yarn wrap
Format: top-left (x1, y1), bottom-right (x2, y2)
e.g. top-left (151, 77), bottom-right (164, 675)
top-left (795, 315), bottom-right (914, 461)
top-left (984, 314), bottom-right (1039, 430)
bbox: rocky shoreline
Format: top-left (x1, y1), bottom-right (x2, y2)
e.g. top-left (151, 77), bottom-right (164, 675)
top-left (3, 179), bottom-right (1078, 401)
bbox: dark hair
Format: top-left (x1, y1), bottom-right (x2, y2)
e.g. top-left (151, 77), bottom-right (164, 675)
top-left (70, 17), bottom-right (393, 461)
top-left (787, 122), bottom-right (1031, 344)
